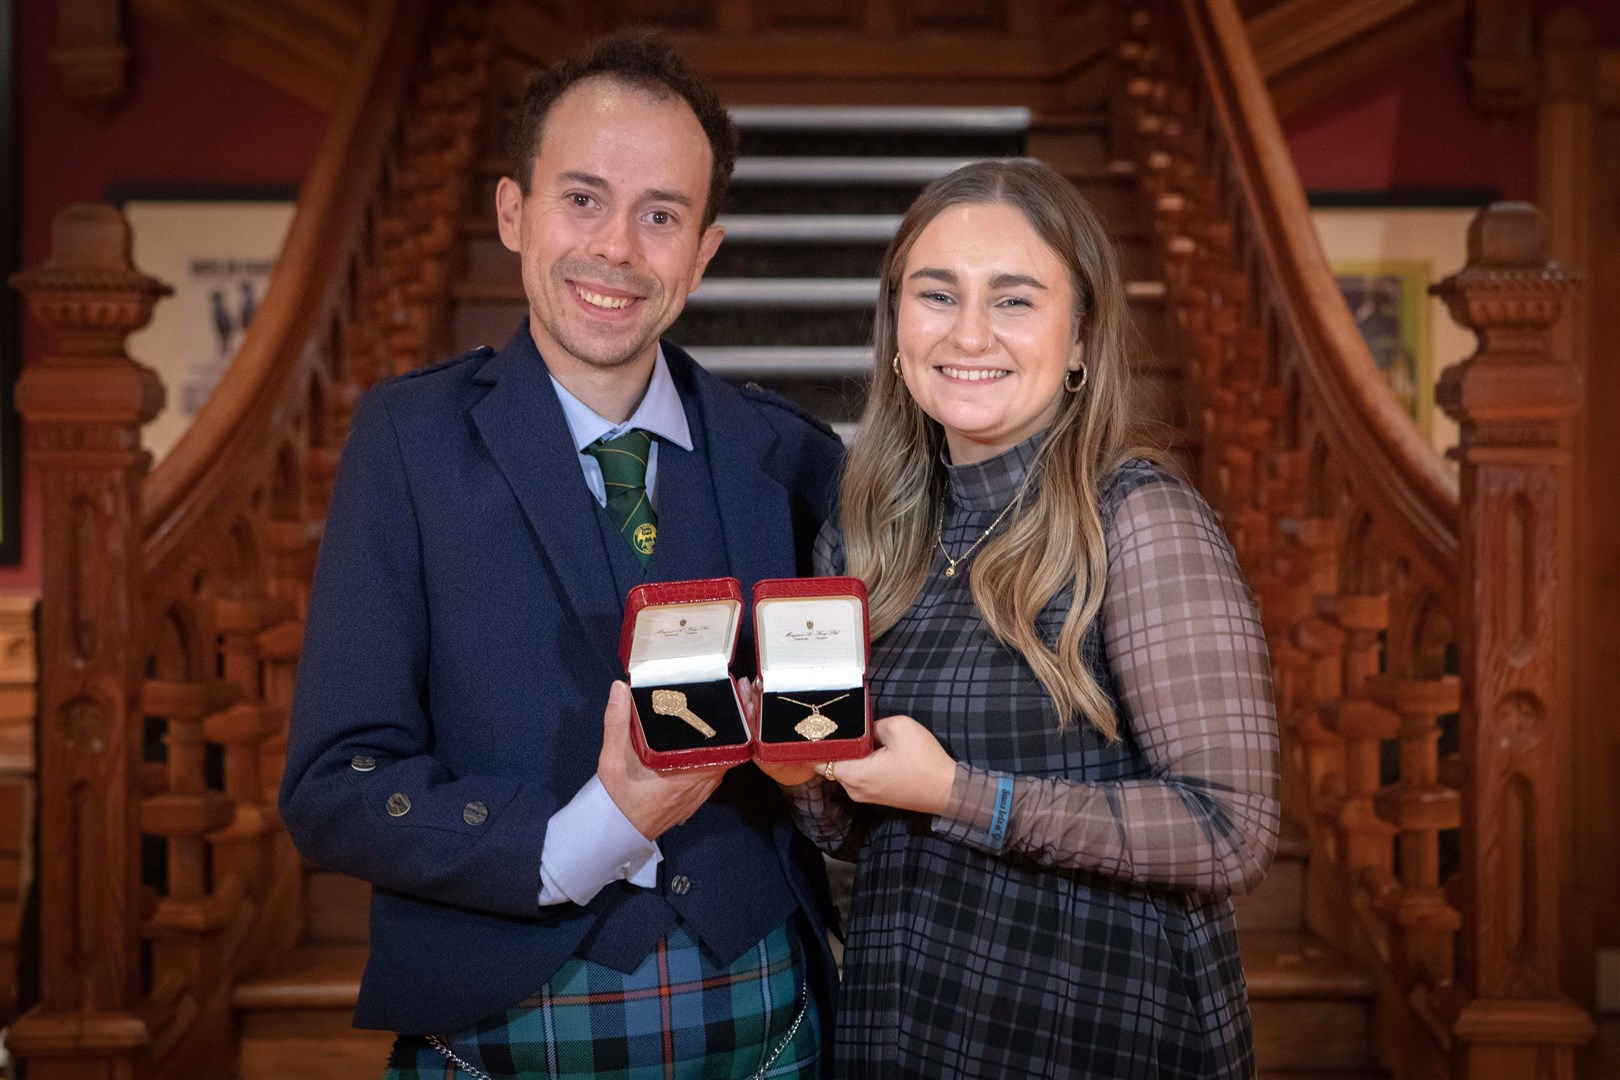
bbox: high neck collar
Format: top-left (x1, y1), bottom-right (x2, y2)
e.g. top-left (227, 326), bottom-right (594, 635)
top-left (943, 430), bottom-right (1047, 511)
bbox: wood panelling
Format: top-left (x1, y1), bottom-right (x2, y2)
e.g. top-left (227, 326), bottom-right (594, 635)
top-left (133, 0), bottom-right (369, 112)
top-left (1254, 0), bottom-right (1468, 115)
top-left (51, 0), bottom-right (130, 111)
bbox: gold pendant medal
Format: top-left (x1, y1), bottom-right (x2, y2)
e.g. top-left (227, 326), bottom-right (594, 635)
top-left (777, 693), bottom-right (852, 742)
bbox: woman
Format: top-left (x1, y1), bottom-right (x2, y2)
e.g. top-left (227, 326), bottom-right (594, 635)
top-left (763, 159), bottom-right (1279, 1078)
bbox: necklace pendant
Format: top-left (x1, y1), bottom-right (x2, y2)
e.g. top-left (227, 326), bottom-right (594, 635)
top-left (944, 565), bottom-right (956, 578)
top-left (794, 713), bottom-right (838, 742)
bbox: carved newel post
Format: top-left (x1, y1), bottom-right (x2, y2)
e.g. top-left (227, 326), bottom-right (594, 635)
top-left (8, 206), bottom-right (168, 1078)
top-left (1432, 203), bottom-right (1594, 1077)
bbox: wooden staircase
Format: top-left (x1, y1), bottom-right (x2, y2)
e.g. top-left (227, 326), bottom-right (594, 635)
top-left (8, 1), bottom-right (1591, 1076)
top-left (227, 94), bottom-right (1384, 1077)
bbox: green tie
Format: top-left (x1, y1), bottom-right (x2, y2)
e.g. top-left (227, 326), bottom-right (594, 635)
top-left (585, 429), bottom-right (657, 564)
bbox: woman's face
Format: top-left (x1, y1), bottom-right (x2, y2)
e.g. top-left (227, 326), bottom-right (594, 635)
top-left (895, 202), bottom-right (1084, 466)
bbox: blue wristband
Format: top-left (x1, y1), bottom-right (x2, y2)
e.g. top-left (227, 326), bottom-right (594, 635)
top-left (986, 775), bottom-right (1014, 849)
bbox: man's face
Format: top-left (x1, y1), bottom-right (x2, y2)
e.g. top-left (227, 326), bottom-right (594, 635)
top-left (495, 77), bottom-right (723, 383)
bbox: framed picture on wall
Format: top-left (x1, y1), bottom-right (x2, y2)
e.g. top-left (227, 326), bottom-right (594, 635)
top-left (1309, 191), bottom-right (1493, 455)
top-left (107, 183), bottom-right (297, 463)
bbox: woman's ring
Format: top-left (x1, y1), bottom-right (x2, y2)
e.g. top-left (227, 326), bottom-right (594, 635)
top-left (821, 761), bottom-right (837, 784)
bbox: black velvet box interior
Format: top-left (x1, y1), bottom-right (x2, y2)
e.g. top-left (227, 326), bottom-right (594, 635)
top-left (759, 688), bottom-right (867, 745)
top-left (630, 679), bottom-right (747, 753)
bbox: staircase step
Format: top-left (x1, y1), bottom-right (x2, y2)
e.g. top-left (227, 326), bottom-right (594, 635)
top-left (240, 1008), bottom-right (393, 1080)
top-left (1244, 930), bottom-right (1377, 1072)
top-left (235, 942), bottom-right (366, 1011)
top-left (1235, 818), bottom-right (1310, 933)
top-left (731, 105), bottom-right (1031, 132)
top-left (304, 868), bottom-right (370, 944)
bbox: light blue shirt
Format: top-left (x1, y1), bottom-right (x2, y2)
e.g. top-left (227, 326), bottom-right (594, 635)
top-left (538, 348), bottom-right (692, 907)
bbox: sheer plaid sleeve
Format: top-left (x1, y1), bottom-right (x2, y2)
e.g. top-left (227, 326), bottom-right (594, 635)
top-left (932, 477), bottom-right (1281, 895)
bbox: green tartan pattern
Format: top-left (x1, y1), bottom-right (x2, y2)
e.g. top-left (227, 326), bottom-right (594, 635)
top-left (383, 920), bottom-right (820, 1079)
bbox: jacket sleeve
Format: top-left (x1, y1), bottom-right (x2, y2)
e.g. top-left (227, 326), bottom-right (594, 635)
top-left (929, 477), bottom-right (1281, 896)
top-left (278, 388), bottom-right (563, 920)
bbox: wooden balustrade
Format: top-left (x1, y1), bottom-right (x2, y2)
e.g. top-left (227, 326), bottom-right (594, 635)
top-left (7, 0), bottom-right (456, 1072)
top-left (1122, 1), bottom-right (1595, 1074)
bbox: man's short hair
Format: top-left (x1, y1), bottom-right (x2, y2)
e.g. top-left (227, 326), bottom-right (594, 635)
top-left (506, 29), bottom-right (739, 229)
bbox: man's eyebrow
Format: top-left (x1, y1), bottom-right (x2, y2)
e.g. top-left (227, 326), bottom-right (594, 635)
top-left (907, 267), bottom-right (957, 284)
top-left (990, 273), bottom-right (1046, 290)
top-left (644, 188), bottom-right (694, 208)
top-left (559, 171), bottom-right (608, 189)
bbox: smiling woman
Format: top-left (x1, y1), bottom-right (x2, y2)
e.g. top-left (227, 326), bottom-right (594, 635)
top-left (764, 159), bottom-right (1281, 1078)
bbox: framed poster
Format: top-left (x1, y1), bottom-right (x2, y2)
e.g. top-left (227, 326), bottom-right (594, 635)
top-left (108, 184), bottom-right (297, 463)
top-left (0, 1), bottom-right (21, 565)
top-left (1310, 192), bottom-right (1492, 456)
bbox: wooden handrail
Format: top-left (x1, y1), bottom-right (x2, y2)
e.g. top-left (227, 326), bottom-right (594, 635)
top-left (1183, 0), bottom-right (1458, 579)
top-left (141, 0), bottom-right (427, 576)
top-left (1128, 1), bottom-right (1595, 1074)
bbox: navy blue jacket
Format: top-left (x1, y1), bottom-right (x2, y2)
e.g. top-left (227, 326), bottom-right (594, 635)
top-left (280, 327), bottom-right (843, 1034)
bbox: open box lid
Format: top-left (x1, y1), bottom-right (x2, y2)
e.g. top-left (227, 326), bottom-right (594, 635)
top-left (754, 576), bottom-right (869, 693)
top-left (619, 578), bottom-right (743, 687)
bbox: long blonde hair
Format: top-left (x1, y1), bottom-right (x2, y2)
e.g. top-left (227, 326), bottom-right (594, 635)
top-left (841, 159), bottom-right (1141, 737)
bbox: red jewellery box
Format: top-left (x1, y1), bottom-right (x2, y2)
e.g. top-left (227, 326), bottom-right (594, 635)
top-left (752, 576), bottom-right (873, 764)
top-left (619, 577), bottom-right (753, 771)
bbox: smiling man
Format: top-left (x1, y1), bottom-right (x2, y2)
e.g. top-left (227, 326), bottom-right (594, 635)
top-left (280, 31), bottom-right (842, 1079)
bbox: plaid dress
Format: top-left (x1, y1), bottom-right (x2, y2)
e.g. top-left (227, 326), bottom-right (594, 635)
top-left (795, 437), bottom-right (1279, 1079)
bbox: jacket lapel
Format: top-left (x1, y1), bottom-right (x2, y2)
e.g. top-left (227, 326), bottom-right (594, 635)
top-left (469, 327), bottom-right (623, 664)
top-left (665, 343), bottom-right (797, 588)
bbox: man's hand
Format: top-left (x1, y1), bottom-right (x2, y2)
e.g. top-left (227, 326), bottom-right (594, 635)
top-left (598, 681), bottom-right (730, 840)
top-left (827, 714), bottom-right (956, 815)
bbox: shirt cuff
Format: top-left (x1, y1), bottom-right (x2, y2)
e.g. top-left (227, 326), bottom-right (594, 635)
top-left (931, 762), bottom-right (1006, 849)
top-left (538, 774), bottom-right (662, 907)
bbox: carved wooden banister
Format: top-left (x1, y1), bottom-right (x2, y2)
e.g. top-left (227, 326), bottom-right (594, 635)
top-left (1433, 204), bottom-right (1594, 1071)
top-left (1123, 1), bottom-right (1594, 1074)
top-left (8, 0), bottom-right (480, 1073)
top-left (9, 204), bottom-right (167, 1078)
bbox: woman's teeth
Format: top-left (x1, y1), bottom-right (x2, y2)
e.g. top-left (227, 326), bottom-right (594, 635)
top-left (941, 366), bottom-right (1008, 382)
top-left (577, 287), bottom-right (634, 310)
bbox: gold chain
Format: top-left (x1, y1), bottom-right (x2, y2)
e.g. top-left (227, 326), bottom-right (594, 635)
top-left (775, 693), bottom-right (851, 716)
top-left (934, 469), bottom-right (1038, 579)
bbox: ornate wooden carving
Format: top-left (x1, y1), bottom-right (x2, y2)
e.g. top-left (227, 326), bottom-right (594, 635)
top-left (51, 0), bottom-right (130, 112)
top-left (1125, 2), bottom-right (1595, 1074)
top-left (1467, 0), bottom-right (1537, 115)
top-left (8, 205), bottom-right (167, 1078)
top-left (1433, 204), bottom-right (1594, 1076)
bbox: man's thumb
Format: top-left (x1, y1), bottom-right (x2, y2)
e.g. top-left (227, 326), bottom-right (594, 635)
top-left (604, 681), bottom-right (630, 734)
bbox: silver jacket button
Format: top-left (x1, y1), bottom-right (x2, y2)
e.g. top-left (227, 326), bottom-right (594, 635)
top-left (385, 792), bottom-right (411, 817)
top-left (463, 801), bottom-right (489, 826)
top-left (670, 874), bottom-right (691, 895)
top-left (350, 755), bottom-right (376, 772)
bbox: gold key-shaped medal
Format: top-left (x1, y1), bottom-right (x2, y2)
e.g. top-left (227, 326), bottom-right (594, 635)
top-left (651, 689), bottom-right (717, 738)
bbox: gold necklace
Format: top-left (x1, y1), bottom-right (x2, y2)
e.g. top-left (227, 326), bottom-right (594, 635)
top-left (934, 469), bottom-right (1037, 578)
top-left (775, 692), bottom-right (852, 742)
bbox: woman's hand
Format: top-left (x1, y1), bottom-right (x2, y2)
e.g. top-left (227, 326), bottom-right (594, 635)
top-left (829, 715), bottom-right (957, 816)
top-left (739, 678), bottom-right (821, 787)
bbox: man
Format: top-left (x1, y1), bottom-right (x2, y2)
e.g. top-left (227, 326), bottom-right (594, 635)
top-left (280, 30), bottom-right (842, 1078)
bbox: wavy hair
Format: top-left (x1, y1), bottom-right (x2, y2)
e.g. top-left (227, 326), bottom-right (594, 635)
top-left (841, 159), bottom-right (1147, 737)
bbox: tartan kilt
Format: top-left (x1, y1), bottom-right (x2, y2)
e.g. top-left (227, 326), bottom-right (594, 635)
top-left (383, 919), bottom-right (820, 1080)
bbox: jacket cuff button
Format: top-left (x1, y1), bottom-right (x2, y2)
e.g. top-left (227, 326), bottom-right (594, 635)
top-left (350, 755), bottom-right (376, 772)
top-left (385, 792), bottom-right (411, 817)
top-left (463, 801), bottom-right (489, 826)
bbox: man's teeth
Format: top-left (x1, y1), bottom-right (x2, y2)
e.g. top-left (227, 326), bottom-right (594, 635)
top-left (577, 287), bottom-right (634, 310)
top-left (941, 366), bottom-right (1009, 382)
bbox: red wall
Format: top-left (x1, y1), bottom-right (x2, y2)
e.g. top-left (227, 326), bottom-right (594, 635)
top-left (1284, 31), bottom-right (1537, 201)
top-left (4, 1), bottom-right (327, 591)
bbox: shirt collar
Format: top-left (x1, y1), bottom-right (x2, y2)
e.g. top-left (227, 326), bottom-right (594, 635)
top-left (550, 344), bottom-right (694, 452)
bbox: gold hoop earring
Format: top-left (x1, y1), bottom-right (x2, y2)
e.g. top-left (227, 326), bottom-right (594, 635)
top-left (892, 352), bottom-right (902, 377)
top-left (1064, 364), bottom-right (1088, 393)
